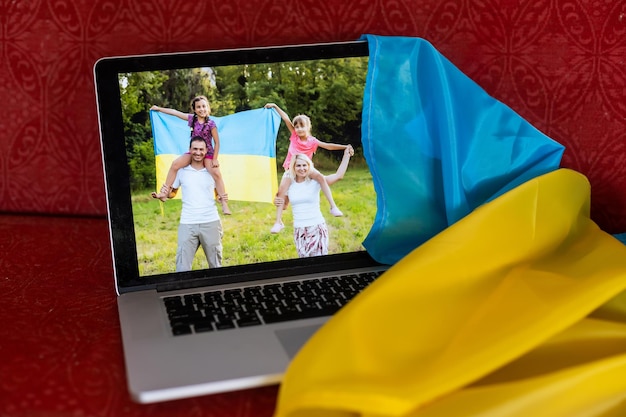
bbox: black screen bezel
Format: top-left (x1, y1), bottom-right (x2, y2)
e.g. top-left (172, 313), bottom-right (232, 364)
top-left (94, 40), bottom-right (380, 293)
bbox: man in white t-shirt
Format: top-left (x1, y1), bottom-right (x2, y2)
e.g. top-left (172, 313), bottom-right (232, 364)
top-left (170, 136), bottom-right (223, 271)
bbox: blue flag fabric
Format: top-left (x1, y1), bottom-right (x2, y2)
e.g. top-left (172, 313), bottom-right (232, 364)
top-left (150, 108), bottom-right (281, 204)
top-left (615, 233), bottom-right (626, 245)
top-left (360, 35), bottom-right (565, 265)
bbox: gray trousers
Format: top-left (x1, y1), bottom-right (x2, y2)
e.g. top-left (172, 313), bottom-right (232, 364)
top-left (176, 220), bottom-right (223, 271)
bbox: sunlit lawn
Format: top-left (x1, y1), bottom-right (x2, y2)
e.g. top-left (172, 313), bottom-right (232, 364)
top-left (133, 165), bottom-right (377, 276)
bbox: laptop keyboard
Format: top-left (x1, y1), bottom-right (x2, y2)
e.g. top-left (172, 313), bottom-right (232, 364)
top-left (163, 271), bottom-right (383, 336)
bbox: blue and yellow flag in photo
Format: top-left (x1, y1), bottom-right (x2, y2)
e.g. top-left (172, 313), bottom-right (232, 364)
top-left (150, 107), bottom-right (281, 203)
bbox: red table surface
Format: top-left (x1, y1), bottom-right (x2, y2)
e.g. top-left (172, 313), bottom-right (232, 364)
top-left (0, 214), bottom-right (278, 416)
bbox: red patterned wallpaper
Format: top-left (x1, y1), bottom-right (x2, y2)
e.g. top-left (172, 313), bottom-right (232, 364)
top-left (1, 0), bottom-right (625, 233)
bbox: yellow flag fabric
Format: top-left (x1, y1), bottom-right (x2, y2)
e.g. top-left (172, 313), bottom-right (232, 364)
top-left (155, 153), bottom-right (278, 203)
top-left (273, 169), bottom-right (626, 417)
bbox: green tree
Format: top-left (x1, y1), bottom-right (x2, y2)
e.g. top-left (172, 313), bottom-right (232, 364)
top-left (128, 140), bottom-right (156, 190)
top-left (119, 56), bottom-right (368, 190)
top-left (241, 57), bottom-right (368, 165)
top-left (119, 68), bottom-right (216, 190)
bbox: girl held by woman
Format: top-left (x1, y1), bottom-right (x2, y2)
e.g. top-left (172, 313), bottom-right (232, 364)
top-left (265, 103), bottom-right (351, 233)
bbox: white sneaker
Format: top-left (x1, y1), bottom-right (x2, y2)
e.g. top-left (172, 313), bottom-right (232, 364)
top-left (270, 222), bottom-right (284, 234)
top-left (330, 207), bottom-right (343, 217)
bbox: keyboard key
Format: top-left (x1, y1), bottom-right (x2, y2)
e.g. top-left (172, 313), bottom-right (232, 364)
top-left (172, 324), bottom-right (192, 335)
top-left (215, 320), bottom-right (236, 330)
top-left (236, 313), bottom-right (262, 327)
top-left (193, 320), bottom-right (214, 333)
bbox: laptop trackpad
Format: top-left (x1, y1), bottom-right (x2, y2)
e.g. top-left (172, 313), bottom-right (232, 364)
top-left (275, 324), bottom-right (323, 358)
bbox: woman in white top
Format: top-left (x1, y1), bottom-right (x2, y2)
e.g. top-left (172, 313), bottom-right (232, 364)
top-left (280, 148), bottom-right (352, 257)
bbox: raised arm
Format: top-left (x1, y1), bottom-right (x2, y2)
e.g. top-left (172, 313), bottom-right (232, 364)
top-left (265, 103), bottom-right (294, 134)
top-left (150, 105), bottom-right (189, 121)
top-left (316, 140), bottom-right (350, 152)
top-left (325, 145), bottom-right (354, 186)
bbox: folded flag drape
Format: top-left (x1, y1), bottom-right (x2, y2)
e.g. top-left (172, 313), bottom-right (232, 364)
top-left (272, 35), bottom-right (626, 417)
top-left (150, 107), bottom-right (281, 204)
top-left (274, 168), bottom-right (626, 417)
top-left (360, 35), bottom-right (565, 265)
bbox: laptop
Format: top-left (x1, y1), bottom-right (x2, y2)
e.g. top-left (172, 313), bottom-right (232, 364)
top-left (94, 40), bottom-right (388, 403)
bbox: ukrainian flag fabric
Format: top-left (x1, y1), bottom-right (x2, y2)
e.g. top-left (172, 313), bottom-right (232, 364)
top-left (272, 35), bottom-right (626, 417)
top-left (360, 35), bottom-right (565, 265)
top-left (274, 168), bottom-right (626, 417)
top-left (150, 107), bottom-right (281, 203)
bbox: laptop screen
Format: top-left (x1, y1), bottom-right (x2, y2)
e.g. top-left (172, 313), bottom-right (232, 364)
top-left (95, 41), bottom-right (380, 292)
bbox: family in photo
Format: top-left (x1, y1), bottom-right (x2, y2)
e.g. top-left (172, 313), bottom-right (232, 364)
top-left (150, 95), bottom-right (356, 270)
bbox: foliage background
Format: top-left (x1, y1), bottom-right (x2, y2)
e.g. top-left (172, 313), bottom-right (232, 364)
top-left (119, 57), bottom-right (369, 191)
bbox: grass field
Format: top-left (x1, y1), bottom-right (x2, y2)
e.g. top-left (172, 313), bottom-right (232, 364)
top-left (132, 163), bottom-right (377, 276)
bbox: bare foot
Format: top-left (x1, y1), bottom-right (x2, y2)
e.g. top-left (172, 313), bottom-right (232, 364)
top-left (151, 184), bottom-right (170, 202)
top-left (219, 194), bottom-right (232, 215)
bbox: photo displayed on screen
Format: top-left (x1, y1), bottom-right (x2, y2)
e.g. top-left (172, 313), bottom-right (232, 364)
top-left (118, 55), bottom-right (376, 277)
